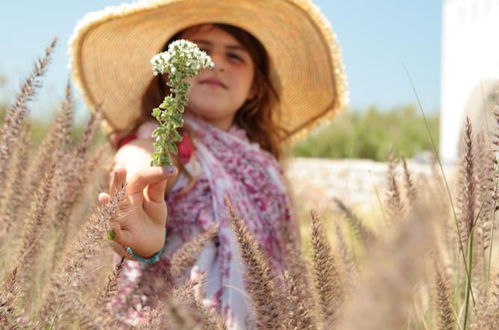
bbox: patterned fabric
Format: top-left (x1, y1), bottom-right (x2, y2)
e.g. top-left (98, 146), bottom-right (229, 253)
top-left (111, 113), bottom-right (294, 329)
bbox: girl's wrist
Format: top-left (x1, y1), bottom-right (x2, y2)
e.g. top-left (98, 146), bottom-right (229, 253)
top-left (123, 245), bottom-right (163, 263)
top-left (122, 229), bottom-right (167, 263)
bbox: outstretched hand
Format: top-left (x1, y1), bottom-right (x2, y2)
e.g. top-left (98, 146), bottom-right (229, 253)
top-left (98, 165), bottom-right (177, 258)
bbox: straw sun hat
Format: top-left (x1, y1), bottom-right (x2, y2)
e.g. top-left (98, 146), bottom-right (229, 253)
top-left (69, 0), bottom-right (348, 140)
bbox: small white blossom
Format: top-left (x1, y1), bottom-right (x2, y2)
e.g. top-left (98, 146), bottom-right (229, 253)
top-left (150, 39), bottom-right (214, 78)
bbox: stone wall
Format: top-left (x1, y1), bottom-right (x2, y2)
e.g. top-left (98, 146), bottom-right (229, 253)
top-left (284, 158), bottom-right (457, 213)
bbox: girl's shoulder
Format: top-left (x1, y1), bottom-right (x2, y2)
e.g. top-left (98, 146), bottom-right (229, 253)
top-left (116, 120), bottom-right (157, 154)
top-left (114, 135), bottom-right (156, 178)
top-left (114, 120), bottom-right (159, 175)
top-left (114, 120), bottom-right (194, 176)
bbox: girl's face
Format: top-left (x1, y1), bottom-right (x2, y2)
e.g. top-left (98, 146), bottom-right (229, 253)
top-left (179, 24), bottom-right (256, 131)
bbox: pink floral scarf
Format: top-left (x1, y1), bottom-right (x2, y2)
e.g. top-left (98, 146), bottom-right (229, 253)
top-left (112, 113), bottom-right (294, 329)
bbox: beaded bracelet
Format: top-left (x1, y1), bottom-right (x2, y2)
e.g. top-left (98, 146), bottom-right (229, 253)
top-left (123, 230), bottom-right (167, 263)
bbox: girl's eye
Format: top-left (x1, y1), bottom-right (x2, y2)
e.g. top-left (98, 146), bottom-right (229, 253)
top-left (228, 53), bottom-right (243, 62)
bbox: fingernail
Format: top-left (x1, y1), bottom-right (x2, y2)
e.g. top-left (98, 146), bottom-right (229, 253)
top-left (106, 229), bottom-right (116, 241)
top-left (163, 166), bottom-right (175, 174)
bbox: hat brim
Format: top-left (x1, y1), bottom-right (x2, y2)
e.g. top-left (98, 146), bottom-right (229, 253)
top-left (69, 0), bottom-right (348, 140)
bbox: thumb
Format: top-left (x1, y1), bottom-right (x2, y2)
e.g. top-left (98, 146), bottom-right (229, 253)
top-left (146, 166), bottom-right (178, 203)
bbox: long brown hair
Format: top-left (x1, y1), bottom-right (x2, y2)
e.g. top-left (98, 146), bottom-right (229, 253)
top-left (139, 23), bottom-right (286, 159)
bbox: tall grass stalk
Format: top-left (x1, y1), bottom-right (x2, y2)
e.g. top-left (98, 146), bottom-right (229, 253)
top-left (51, 112), bottom-right (99, 269)
top-left (434, 256), bottom-right (456, 330)
top-left (40, 183), bottom-right (125, 325)
top-left (310, 210), bottom-right (344, 326)
top-left (368, 169), bottom-right (388, 225)
top-left (0, 124), bottom-right (30, 241)
top-left (170, 225), bottom-right (218, 279)
top-left (404, 65), bottom-right (473, 297)
top-left (0, 39), bottom-right (57, 189)
top-left (226, 198), bottom-right (284, 329)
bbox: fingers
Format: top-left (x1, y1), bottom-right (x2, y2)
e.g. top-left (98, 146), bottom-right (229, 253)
top-left (100, 192), bottom-right (130, 246)
top-left (110, 166), bottom-right (127, 196)
top-left (102, 165), bottom-right (177, 246)
top-left (99, 190), bottom-right (131, 226)
top-left (127, 166), bottom-right (177, 199)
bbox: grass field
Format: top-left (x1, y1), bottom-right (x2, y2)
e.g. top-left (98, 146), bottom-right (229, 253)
top-left (0, 40), bottom-right (497, 330)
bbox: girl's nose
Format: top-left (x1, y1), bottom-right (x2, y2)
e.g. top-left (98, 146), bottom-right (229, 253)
top-left (211, 53), bottom-right (227, 72)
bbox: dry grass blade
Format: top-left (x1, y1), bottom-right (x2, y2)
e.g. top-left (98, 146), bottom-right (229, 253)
top-left (170, 225), bottom-right (219, 279)
top-left (63, 131), bottom-right (106, 238)
top-left (458, 118), bottom-right (477, 244)
top-left (0, 268), bottom-right (20, 328)
top-left (73, 111), bottom-right (100, 169)
top-left (173, 275), bottom-right (226, 330)
top-left (434, 256), bottom-right (456, 330)
top-left (39, 183), bottom-right (125, 325)
top-left (337, 201), bottom-right (435, 330)
top-left (0, 267), bottom-right (35, 329)
top-left (479, 271), bottom-right (499, 330)
top-left (163, 297), bottom-right (202, 330)
top-left (0, 123), bottom-right (30, 240)
top-left (489, 272), bottom-right (499, 329)
top-left (334, 220), bottom-right (357, 287)
top-left (281, 270), bottom-right (317, 330)
top-left (95, 256), bottom-right (125, 308)
top-left (402, 157), bottom-right (417, 203)
top-left (279, 217), bottom-right (319, 327)
top-left (150, 282), bottom-right (202, 330)
top-left (280, 214), bottom-right (315, 295)
top-left (15, 162), bottom-right (56, 294)
top-left (25, 85), bottom-right (74, 206)
top-left (43, 82), bottom-right (74, 209)
top-left (0, 38), bottom-right (57, 188)
top-left (51, 113), bottom-right (100, 269)
top-left (172, 276), bottom-right (203, 306)
top-left (141, 308), bottom-right (164, 330)
top-left (74, 256), bottom-right (124, 329)
top-left (334, 198), bottom-right (376, 246)
top-left (226, 198), bottom-right (283, 329)
top-left (52, 81), bottom-right (74, 161)
top-left (473, 133), bottom-right (497, 268)
top-left (333, 221), bottom-right (349, 266)
top-left (385, 153), bottom-right (404, 222)
top-left (310, 210), bottom-right (344, 327)
top-left (469, 269), bottom-right (498, 330)
top-left (193, 286), bottom-right (226, 330)
top-left (75, 302), bottom-right (119, 330)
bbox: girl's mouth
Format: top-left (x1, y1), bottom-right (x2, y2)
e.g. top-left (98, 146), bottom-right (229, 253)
top-left (200, 78), bottom-right (227, 89)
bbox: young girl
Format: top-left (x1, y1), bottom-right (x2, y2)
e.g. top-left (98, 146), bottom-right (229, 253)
top-left (69, 0), bottom-right (347, 328)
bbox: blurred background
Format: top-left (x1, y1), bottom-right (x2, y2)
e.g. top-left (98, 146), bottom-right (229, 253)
top-left (1, 0), bottom-right (497, 165)
top-left (0, 0), bottom-right (442, 160)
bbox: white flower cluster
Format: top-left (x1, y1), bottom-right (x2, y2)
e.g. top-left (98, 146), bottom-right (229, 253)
top-left (150, 39), bottom-right (214, 79)
top-left (148, 39), bottom-right (214, 167)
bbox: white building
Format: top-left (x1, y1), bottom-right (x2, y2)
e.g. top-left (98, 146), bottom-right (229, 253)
top-left (440, 0), bottom-right (499, 163)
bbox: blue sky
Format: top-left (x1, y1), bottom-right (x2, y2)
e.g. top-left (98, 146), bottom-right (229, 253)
top-left (0, 0), bottom-right (441, 120)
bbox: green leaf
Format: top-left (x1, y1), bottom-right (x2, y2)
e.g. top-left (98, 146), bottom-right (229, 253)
top-left (167, 142), bottom-right (178, 154)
